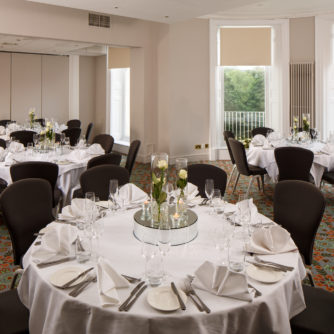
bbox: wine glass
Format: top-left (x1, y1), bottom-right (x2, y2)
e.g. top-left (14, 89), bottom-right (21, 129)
top-left (108, 179), bottom-right (119, 211)
top-left (141, 240), bottom-right (157, 281)
top-left (212, 189), bottom-right (223, 215)
top-left (205, 179), bottom-right (214, 208)
top-left (163, 182), bottom-right (175, 206)
top-left (33, 133), bottom-right (39, 147)
top-left (158, 221), bottom-right (171, 280)
top-left (60, 133), bottom-right (66, 145)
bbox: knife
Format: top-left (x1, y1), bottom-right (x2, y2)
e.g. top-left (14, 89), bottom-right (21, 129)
top-left (118, 281), bottom-right (145, 311)
top-left (124, 285), bottom-right (147, 311)
top-left (247, 261), bottom-right (286, 272)
top-left (60, 267), bottom-right (94, 289)
top-left (69, 276), bottom-right (97, 297)
top-left (171, 282), bottom-right (186, 310)
top-left (37, 256), bottom-right (76, 268)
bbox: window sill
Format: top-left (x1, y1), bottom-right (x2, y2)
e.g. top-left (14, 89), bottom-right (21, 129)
top-left (113, 140), bottom-right (129, 155)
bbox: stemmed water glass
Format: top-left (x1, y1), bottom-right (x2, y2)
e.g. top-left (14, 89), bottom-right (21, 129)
top-left (108, 179), bottom-right (119, 212)
top-left (60, 133), bottom-right (66, 146)
top-left (33, 133), bottom-right (39, 147)
top-left (163, 182), bottom-right (175, 206)
top-left (158, 221), bottom-right (171, 280)
top-left (205, 179), bottom-right (214, 209)
top-left (212, 189), bottom-right (223, 216)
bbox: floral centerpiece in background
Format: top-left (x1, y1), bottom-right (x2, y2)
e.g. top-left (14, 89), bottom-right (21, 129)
top-left (239, 137), bottom-right (251, 149)
top-left (40, 121), bottom-right (55, 148)
top-left (175, 158), bottom-right (188, 213)
top-left (302, 114), bottom-right (310, 132)
top-left (151, 153), bottom-right (168, 224)
top-left (28, 107), bottom-right (35, 128)
top-left (293, 117), bottom-right (299, 138)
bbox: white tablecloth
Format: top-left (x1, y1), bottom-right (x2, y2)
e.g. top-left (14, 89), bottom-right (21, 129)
top-left (18, 207), bottom-right (306, 334)
top-left (247, 141), bottom-right (334, 186)
top-left (0, 147), bottom-right (102, 205)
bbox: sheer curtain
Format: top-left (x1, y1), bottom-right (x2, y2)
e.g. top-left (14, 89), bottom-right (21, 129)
top-left (315, 15), bottom-right (334, 140)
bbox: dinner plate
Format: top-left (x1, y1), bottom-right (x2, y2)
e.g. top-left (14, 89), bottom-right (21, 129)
top-left (49, 267), bottom-right (87, 288)
top-left (246, 264), bottom-right (284, 283)
top-left (147, 286), bottom-right (187, 312)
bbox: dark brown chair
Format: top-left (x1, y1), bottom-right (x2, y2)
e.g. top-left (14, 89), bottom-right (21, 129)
top-left (67, 119), bottom-right (81, 129)
top-left (79, 165), bottom-right (129, 201)
top-left (251, 127), bottom-right (274, 137)
top-left (35, 118), bottom-right (45, 127)
top-left (0, 119), bottom-right (12, 127)
top-left (87, 153), bottom-right (122, 169)
top-left (274, 147), bottom-right (314, 182)
top-left (0, 178), bottom-right (54, 265)
top-left (274, 180), bottom-right (325, 285)
top-left (10, 130), bottom-right (37, 147)
top-left (125, 140), bottom-right (141, 176)
top-left (290, 284), bottom-right (334, 334)
top-left (228, 138), bottom-right (267, 197)
top-left (10, 161), bottom-right (62, 208)
top-left (62, 127), bottom-right (81, 146)
top-left (85, 122), bottom-right (93, 142)
top-left (0, 138), bottom-right (6, 149)
top-left (188, 164), bottom-right (227, 198)
top-left (92, 134), bottom-right (114, 154)
top-left (223, 131), bottom-right (240, 189)
top-left (0, 289), bottom-right (29, 334)
top-left (321, 170), bottom-right (334, 187)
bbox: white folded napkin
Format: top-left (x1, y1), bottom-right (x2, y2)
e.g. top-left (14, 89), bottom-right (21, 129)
top-left (0, 126), bottom-right (5, 135)
top-left (192, 261), bottom-right (253, 302)
top-left (0, 147), bottom-right (6, 162)
top-left (96, 257), bottom-right (130, 306)
top-left (66, 149), bottom-right (89, 163)
top-left (321, 143), bottom-right (334, 155)
top-left (7, 123), bottom-right (21, 132)
top-left (175, 182), bottom-right (200, 204)
top-left (76, 139), bottom-right (86, 148)
top-left (117, 183), bottom-right (149, 206)
top-left (224, 203), bottom-right (237, 215)
top-left (31, 223), bottom-right (77, 262)
top-left (251, 134), bottom-right (266, 146)
top-left (267, 131), bottom-right (282, 142)
top-left (58, 198), bottom-right (88, 221)
top-left (245, 225), bottom-right (297, 255)
top-left (8, 141), bottom-right (24, 153)
top-left (87, 143), bottom-right (105, 155)
top-left (59, 124), bottom-right (68, 132)
top-left (236, 198), bottom-right (260, 225)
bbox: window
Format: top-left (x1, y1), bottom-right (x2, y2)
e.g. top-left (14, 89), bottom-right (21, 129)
top-left (109, 68), bottom-right (130, 143)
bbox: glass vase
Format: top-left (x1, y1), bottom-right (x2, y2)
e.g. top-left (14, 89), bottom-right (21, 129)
top-left (175, 158), bottom-right (188, 213)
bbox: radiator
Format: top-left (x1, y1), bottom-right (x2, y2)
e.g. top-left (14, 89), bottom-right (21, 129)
top-left (289, 63), bottom-right (315, 127)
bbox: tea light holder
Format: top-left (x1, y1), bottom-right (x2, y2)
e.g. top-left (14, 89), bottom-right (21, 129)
top-left (140, 201), bottom-right (151, 221)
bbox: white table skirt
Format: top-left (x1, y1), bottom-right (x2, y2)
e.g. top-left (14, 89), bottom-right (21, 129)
top-left (247, 142), bottom-right (334, 186)
top-left (19, 207), bottom-right (306, 334)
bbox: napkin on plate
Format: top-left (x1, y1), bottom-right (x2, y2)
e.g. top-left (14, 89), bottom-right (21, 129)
top-left (0, 126), bottom-right (5, 135)
top-left (31, 223), bottom-right (77, 262)
top-left (66, 149), bottom-right (89, 163)
top-left (96, 257), bottom-right (130, 306)
top-left (245, 225), bottom-right (297, 255)
top-left (236, 198), bottom-right (261, 225)
top-left (192, 261), bottom-right (253, 302)
top-left (321, 143), bottom-right (334, 155)
top-left (8, 141), bottom-right (24, 153)
top-left (87, 143), bottom-right (105, 155)
top-left (117, 183), bottom-right (149, 206)
top-left (58, 124), bottom-right (68, 132)
top-left (76, 139), bottom-right (86, 148)
top-left (7, 123), bottom-right (21, 132)
top-left (251, 134), bottom-right (266, 146)
top-left (58, 198), bottom-right (88, 221)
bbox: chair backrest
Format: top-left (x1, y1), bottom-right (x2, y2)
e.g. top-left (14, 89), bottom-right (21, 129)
top-left (274, 147), bottom-right (314, 182)
top-left (10, 161), bottom-right (59, 206)
top-left (228, 138), bottom-right (251, 176)
top-left (274, 180), bottom-right (325, 265)
top-left (223, 131), bottom-right (235, 165)
top-left (251, 127), bottom-right (274, 137)
top-left (0, 178), bottom-right (54, 265)
top-left (0, 119), bottom-right (12, 127)
top-left (62, 127), bottom-right (81, 146)
top-left (92, 134), bottom-right (114, 153)
top-left (80, 165), bottom-right (129, 201)
top-left (188, 164), bottom-right (227, 198)
top-left (35, 118), bottom-right (45, 127)
top-left (87, 153), bottom-right (122, 169)
top-left (85, 122), bottom-right (93, 142)
top-left (0, 138), bottom-right (6, 149)
top-left (10, 130), bottom-right (36, 147)
top-left (67, 119), bottom-right (81, 129)
top-left (125, 140), bottom-right (141, 176)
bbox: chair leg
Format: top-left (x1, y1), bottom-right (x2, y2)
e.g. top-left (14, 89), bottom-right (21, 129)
top-left (306, 268), bottom-right (315, 287)
top-left (227, 165), bottom-right (236, 189)
top-left (256, 176), bottom-right (261, 191)
top-left (261, 175), bottom-right (265, 193)
top-left (246, 176), bottom-right (254, 198)
top-left (10, 268), bottom-right (24, 289)
top-left (232, 173), bottom-right (241, 193)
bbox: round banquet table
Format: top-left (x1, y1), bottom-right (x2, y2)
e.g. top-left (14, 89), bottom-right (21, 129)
top-left (18, 206), bottom-right (306, 334)
top-left (247, 140), bottom-right (334, 187)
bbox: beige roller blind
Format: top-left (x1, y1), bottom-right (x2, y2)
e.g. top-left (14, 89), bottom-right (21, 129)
top-left (108, 47), bottom-right (130, 69)
top-left (220, 27), bottom-right (271, 66)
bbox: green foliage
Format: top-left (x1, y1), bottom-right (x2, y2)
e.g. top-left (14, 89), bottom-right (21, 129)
top-left (224, 67), bottom-right (265, 112)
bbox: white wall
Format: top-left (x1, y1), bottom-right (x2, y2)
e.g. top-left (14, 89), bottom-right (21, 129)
top-left (0, 53), bottom-right (11, 119)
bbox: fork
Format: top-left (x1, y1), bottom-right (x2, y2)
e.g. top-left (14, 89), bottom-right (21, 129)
top-left (254, 256), bottom-right (293, 271)
top-left (185, 278), bottom-right (211, 313)
top-left (121, 274), bottom-right (141, 284)
top-left (182, 288), bottom-right (203, 311)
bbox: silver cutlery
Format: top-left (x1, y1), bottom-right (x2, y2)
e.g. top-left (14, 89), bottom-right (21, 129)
top-left (124, 285), bottom-right (147, 311)
top-left (171, 282), bottom-right (186, 310)
top-left (247, 260), bottom-right (286, 272)
top-left (37, 256), bottom-right (76, 268)
top-left (183, 288), bottom-right (203, 311)
top-left (121, 274), bottom-right (141, 284)
top-left (69, 276), bottom-right (97, 297)
top-left (185, 277), bottom-right (211, 313)
top-left (60, 267), bottom-right (94, 289)
top-left (119, 281), bottom-right (145, 311)
top-left (199, 198), bottom-right (208, 206)
top-left (33, 232), bottom-right (45, 237)
top-left (254, 256), bottom-right (293, 271)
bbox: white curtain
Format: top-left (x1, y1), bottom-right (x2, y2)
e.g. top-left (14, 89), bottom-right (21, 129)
top-left (315, 15), bottom-right (334, 140)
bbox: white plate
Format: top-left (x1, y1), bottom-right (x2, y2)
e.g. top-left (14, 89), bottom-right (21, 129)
top-left (246, 264), bottom-right (284, 283)
top-left (147, 286), bottom-right (187, 312)
top-left (49, 267), bottom-right (87, 288)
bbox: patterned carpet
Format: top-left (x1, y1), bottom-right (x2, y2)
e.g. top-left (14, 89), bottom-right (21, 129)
top-left (0, 160), bottom-right (333, 292)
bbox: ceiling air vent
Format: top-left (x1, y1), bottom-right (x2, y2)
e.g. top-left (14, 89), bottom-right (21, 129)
top-left (88, 13), bottom-right (111, 28)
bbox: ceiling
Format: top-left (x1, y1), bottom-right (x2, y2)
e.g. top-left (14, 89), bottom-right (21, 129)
top-left (26, 0), bottom-right (334, 23)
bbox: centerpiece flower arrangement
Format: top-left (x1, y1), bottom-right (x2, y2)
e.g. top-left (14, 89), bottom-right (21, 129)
top-left (303, 114), bottom-right (310, 132)
top-left (28, 108), bottom-right (35, 128)
top-left (151, 154), bottom-right (168, 224)
top-left (40, 121), bottom-right (55, 148)
top-left (175, 158), bottom-right (188, 214)
top-left (293, 117), bottom-right (299, 138)
top-left (239, 137), bottom-right (251, 149)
